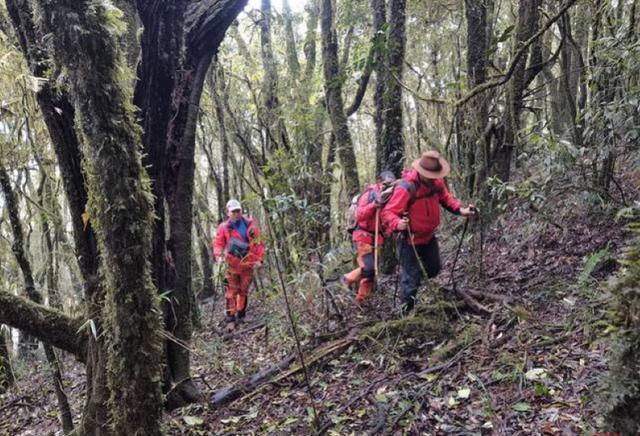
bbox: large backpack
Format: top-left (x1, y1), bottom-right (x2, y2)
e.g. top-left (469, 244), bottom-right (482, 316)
top-left (345, 188), bottom-right (377, 234)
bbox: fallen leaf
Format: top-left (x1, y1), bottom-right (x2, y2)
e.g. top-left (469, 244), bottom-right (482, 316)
top-left (457, 387), bottom-right (471, 399)
top-left (512, 402), bottom-right (532, 412)
top-left (183, 416), bottom-right (203, 426)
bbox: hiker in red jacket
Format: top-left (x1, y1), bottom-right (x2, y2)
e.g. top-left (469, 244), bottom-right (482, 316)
top-left (342, 171), bottom-right (396, 305)
top-left (213, 199), bottom-right (265, 331)
top-left (381, 150), bottom-right (475, 314)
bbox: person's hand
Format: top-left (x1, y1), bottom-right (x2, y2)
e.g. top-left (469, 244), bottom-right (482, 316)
top-left (396, 216), bottom-right (410, 231)
top-left (459, 204), bottom-right (477, 217)
top-left (253, 261), bottom-right (263, 271)
top-left (216, 257), bottom-right (225, 265)
top-left (375, 186), bottom-right (394, 207)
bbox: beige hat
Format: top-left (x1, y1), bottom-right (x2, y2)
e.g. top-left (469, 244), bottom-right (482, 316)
top-left (411, 150), bottom-right (451, 179)
top-left (226, 199), bottom-right (242, 211)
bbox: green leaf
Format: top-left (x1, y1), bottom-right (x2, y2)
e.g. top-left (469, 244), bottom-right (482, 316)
top-left (534, 384), bottom-right (549, 396)
top-left (374, 393), bottom-right (387, 403)
top-left (512, 402), bottom-right (532, 412)
top-left (497, 25), bottom-right (516, 43)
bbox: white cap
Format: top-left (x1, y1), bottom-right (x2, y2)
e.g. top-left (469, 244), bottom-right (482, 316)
top-left (226, 199), bottom-right (242, 211)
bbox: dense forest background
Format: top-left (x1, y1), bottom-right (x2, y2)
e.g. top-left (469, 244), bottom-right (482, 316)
top-left (0, 0), bottom-right (638, 434)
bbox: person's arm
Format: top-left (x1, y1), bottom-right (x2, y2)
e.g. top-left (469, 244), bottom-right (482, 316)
top-left (249, 223), bottom-right (266, 262)
top-left (212, 223), bottom-right (227, 262)
top-left (356, 190), bottom-right (378, 222)
top-left (381, 185), bottom-right (410, 232)
top-left (438, 180), bottom-right (462, 214)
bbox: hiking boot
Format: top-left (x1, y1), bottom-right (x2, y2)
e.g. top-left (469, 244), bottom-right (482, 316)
top-left (224, 321), bottom-right (236, 332)
top-left (236, 310), bottom-right (247, 325)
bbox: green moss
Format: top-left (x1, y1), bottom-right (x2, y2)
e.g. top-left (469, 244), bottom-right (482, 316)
top-left (598, 220), bottom-right (640, 435)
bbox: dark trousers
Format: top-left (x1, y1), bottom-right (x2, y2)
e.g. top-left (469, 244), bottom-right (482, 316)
top-left (397, 236), bottom-right (441, 313)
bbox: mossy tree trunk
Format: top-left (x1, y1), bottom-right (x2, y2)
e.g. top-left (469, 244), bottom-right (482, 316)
top-left (135, 0), bottom-right (247, 406)
top-left (463, 0), bottom-right (489, 196)
top-left (4, 0), bottom-right (248, 431)
top-left (321, 0), bottom-right (360, 196)
top-left (36, 0), bottom-right (165, 433)
top-left (494, 0), bottom-right (542, 182)
top-left (0, 329), bottom-right (15, 393)
top-left (260, 0), bottom-right (289, 153)
top-left (380, 0), bottom-right (406, 178)
top-left (600, 222), bottom-right (640, 435)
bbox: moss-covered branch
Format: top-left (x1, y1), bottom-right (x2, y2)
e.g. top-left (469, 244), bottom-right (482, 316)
top-left (0, 290), bottom-right (85, 359)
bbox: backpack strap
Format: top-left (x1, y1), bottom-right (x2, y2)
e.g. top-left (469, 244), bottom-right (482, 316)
top-left (397, 180), bottom-right (417, 205)
top-left (397, 179), bottom-right (438, 206)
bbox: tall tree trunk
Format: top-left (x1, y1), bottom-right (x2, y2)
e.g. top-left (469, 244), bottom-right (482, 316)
top-left (495, 0), bottom-right (541, 182)
top-left (39, 175), bottom-right (74, 435)
top-left (36, 0), bottom-right (164, 432)
top-left (379, 0), bottom-right (406, 177)
top-left (372, 0), bottom-right (387, 169)
top-left (260, 0), bottom-right (289, 152)
top-left (464, 0), bottom-right (489, 196)
top-left (283, 0), bottom-right (301, 78)
top-left (321, 0), bottom-right (360, 195)
top-left (135, 0), bottom-right (247, 406)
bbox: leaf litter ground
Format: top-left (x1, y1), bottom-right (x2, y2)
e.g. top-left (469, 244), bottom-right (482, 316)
top-left (0, 176), bottom-right (636, 435)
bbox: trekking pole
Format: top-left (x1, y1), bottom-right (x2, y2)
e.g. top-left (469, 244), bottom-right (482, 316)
top-left (447, 206), bottom-right (478, 291)
top-left (211, 262), bottom-right (220, 321)
top-left (448, 218), bottom-right (469, 290)
top-left (373, 208), bottom-right (380, 292)
top-left (392, 232), bottom-right (402, 309)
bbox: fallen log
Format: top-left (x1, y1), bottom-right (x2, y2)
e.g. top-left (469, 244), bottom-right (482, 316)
top-left (209, 354), bottom-right (296, 408)
top-left (441, 286), bottom-right (492, 314)
top-left (209, 315), bottom-right (451, 409)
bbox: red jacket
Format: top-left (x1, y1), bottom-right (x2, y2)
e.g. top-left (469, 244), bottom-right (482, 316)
top-left (352, 183), bottom-right (384, 246)
top-left (381, 169), bottom-right (462, 245)
top-left (212, 216), bottom-right (265, 270)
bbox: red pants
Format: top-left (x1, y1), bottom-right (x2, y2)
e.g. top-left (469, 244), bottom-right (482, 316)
top-left (344, 242), bottom-right (375, 304)
top-left (225, 268), bottom-right (253, 318)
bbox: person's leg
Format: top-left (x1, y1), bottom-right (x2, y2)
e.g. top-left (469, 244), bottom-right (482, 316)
top-left (419, 237), bottom-right (442, 279)
top-left (397, 238), bottom-right (423, 314)
top-left (225, 271), bottom-right (240, 329)
top-left (355, 243), bottom-right (375, 304)
top-left (236, 270), bottom-right (253, 321)
top-left (343, 243), bottom-right (365, 287)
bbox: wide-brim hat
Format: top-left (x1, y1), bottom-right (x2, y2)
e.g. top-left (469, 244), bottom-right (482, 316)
top-left (411, 150), bottom-right (451, 179)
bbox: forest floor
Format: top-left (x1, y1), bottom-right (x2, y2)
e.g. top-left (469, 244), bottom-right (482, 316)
top-left (1, 166), bottom-right (637, 435)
